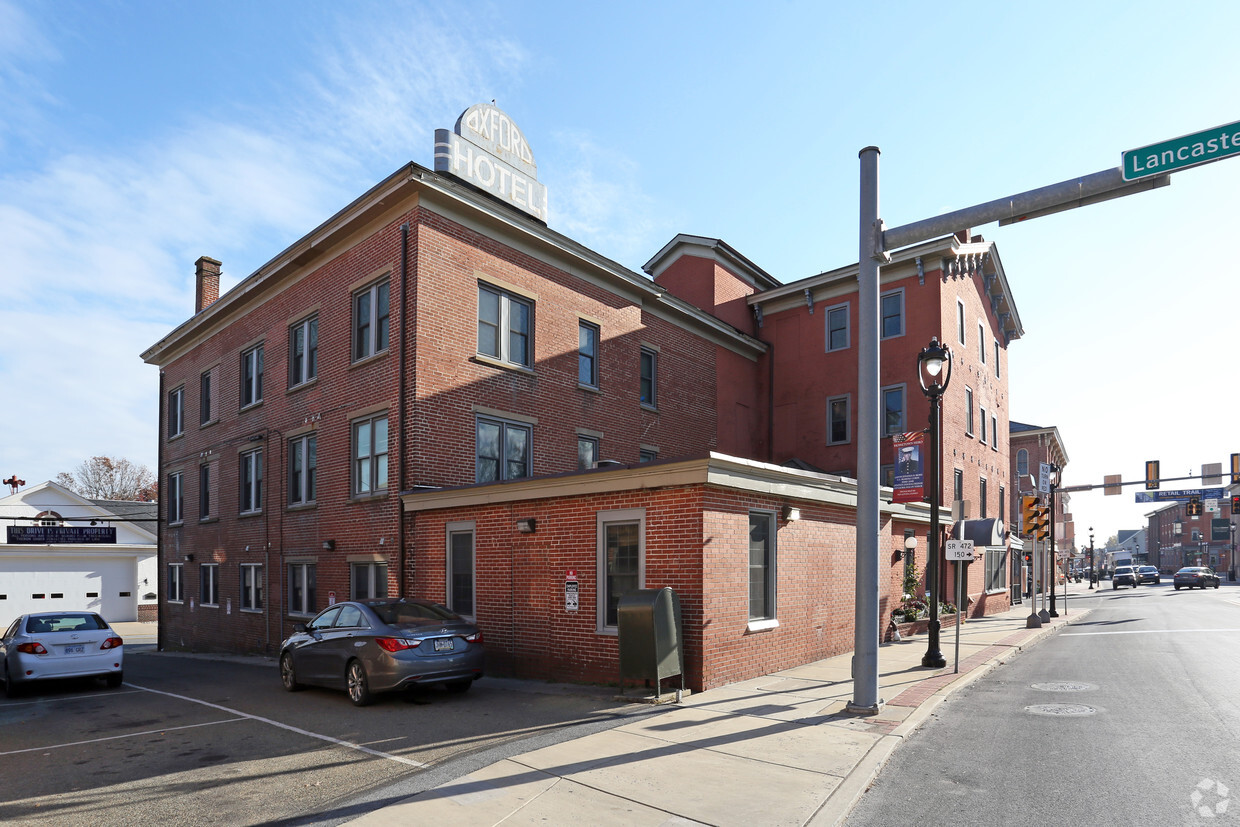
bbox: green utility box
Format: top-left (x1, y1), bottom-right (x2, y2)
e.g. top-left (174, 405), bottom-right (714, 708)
top-left (617, 587), bottom-right (685, 702)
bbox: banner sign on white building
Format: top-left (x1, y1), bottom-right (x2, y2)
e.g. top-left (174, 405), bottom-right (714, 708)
top-left (435, 104), bottom-right (549, 222)
top-left (7, 525), bottom-right (116, 544)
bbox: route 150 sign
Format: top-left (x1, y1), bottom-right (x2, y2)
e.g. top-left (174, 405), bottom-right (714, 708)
top-left (945, 540), bottom-right (975, 561)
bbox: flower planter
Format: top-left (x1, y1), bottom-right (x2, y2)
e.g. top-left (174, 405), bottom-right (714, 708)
top-left (888, 611), bottom-right (960, 642)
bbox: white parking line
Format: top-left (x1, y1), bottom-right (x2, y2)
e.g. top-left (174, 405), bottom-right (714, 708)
top-left (1063, 628), bottom-right (1240, 636)
top-left (126, 682), bottom-right (430, 768)
top-left (0, 717), bottom-right (244, 756)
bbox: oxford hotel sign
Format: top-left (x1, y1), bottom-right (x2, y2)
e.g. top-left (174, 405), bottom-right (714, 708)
top-left (435, 104), bottom-right (548, 221)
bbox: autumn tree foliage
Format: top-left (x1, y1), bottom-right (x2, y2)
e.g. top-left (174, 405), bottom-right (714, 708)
top-left (55, 456), bottom-right (158, 501)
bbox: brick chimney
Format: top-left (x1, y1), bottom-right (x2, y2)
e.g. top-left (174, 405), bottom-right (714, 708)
top-left (195, 256), bottom-right (221, 313)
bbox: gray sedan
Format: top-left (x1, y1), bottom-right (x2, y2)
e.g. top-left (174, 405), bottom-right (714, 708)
top-left (2, 611), bottom-right (124, 697)
top-left (279, 598), bottom-right (484, 706)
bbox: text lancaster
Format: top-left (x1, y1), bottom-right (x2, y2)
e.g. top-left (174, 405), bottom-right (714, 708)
top-left (1122, 123), bottom-right (1240, 180)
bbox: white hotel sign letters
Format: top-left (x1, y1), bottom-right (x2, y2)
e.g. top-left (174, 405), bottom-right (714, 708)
top-left (435, 104), bottom-right (549, 221)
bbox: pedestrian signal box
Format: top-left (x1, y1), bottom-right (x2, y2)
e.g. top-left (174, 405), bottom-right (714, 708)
top-left (1145, 460), bottom-right (1159, 490)
top-left (1187, 497), bottom-right (1202, 517)
top-left (1034, 504), bottom-right (1051, 541)
top-left (1021, 495), bottom-right (1039, 536)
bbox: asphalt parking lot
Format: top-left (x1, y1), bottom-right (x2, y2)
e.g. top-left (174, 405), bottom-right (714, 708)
top-left (0, 647), bottom-right (661, 826)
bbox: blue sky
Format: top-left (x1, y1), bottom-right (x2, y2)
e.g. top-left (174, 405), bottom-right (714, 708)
top-left (2, 0), bottom-right (1238, 545)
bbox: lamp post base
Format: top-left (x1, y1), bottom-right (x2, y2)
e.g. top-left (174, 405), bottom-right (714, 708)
top-left (922, 620), bottom-right (946, 668)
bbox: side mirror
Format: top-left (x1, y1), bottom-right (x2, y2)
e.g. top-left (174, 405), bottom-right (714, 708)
top-left (293, 623), bottom-right (307, 633)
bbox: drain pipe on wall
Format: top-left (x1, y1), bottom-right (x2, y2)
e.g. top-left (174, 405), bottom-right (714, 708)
top-left (397, 222), bottom-right (410, 595)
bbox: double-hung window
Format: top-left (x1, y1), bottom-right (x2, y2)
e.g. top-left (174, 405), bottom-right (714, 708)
top-left (352, 415), bottom-right (388, 495)
top-left (881, 385), bottom-right (905, 436)
top-left (1016, 449), bottom-right (1029, 479)
top-left (200, 563), bottom-right (219, 606)
top-left (980, 406), bottom-right (988, 446)
top-left (880, 289), bottom-right (904, 339)
top-left (748, 511), bottom-right (777, 623)
top-left (199, 462), bottom-right (214, 521)
top-left (288, 563), bottom-right (316, 616)
top-left (241, 345), bottom-right (264, 408)
top-left (476, 415), bottom-right (531, 483)
top-left (639, 347), bottom-right (657, 408)
top-left (578, 321), bottom-right (599, 387)
top-left (240, 448), bottom-right (263, 514)
top-left (167, 472), bottom-right (183, 524)
top-left (965, 387), bottom-right (975, 436)
top-left (350, 562), bottom-right (387, 601)
top-left (354, 281), bottom-right (390, 361)
top-left (994, 340), bottom-right (1001, 378)
top-left (289, 434), bottom-right (317, 505)
top-left (991, 414), bottom-right (998, 451)
top-left (979, 323), bottom-right (986, 364)
top-left (200, 368), bottom-right (216, 424)
top-left (957, 300), bottom-right (966, 345)
top-left (827, 395), bottom-right (850, 444)
top-left (168, 387), bottom-right (184, 438)
top-left (597, 509), bottom-right (644, 631)
top-left (447, 524), bottom-right (475, 616)
top-left (979, 477), bottom-right (988, 519)
top-left (826, 304), bottom-right (849, 352)
top-left (168, 564), bottom-right (184, 603)
top-left (290, 315), bottom-right (318, 387)
top-left (240, 564), bottom-right (263, 611)
top-left (477, 283), bottom-right (531, 367)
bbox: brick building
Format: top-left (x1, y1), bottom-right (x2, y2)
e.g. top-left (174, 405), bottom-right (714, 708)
top-left (142, 104), bottom-right (1024, 690)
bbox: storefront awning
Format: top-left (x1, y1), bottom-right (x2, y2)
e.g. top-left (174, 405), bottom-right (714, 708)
top-left (950, 518), bottom-right (1005, 547)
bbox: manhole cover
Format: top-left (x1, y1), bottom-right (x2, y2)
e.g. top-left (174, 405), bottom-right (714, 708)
top-left (1031, 681), bottom-right (1097, 692)
top-left (1025, 703), bottom-right (1097, 716)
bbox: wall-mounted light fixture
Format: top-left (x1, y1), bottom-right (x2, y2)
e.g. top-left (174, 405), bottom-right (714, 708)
top-left (517, 518), bottom-right (537, 534)
top-left (185, 553), bottom-right (194, 562)
top-left (897, 534), bottom-right (917, 561)
top-left (781, 505), bottom-right (801, 522)
top-left (322, 540), bottom-right (336, 550)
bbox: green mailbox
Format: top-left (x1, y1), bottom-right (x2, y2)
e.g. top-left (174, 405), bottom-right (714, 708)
top-left (617, 586), bottom-right (685, 701)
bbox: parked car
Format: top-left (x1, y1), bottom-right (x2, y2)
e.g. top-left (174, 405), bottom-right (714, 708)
top-left (1112, 566), bottom-right (1139, 589)
top-left (1136, 565), bottom-right (1161, 585)
top-left (1173, 567), bottom-right (1221, 590)
top-left (279, 598), bottom-right (484, 706)
top-left (1, 611), bottom-right (124, 697)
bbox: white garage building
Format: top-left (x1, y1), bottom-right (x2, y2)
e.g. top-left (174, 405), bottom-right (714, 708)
top-left (0, 481), bottom-right (157, 627)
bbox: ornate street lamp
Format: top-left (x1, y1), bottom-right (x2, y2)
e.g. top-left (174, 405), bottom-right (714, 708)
top-left (917, 337), bottom-right (952, 670)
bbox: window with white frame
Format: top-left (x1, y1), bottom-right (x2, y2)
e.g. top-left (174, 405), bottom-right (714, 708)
top-left (289, 434), bottom-right (316, 505)
top-left (979, 477), bottom-right (988, 519)
top-left (978, 323), bottom-right (986, 363)
top-left (828, 395), bottom-right (850, 444)
top-left (240, 564), bottom-right (263, 611)
top-left (991, 413), bottom-right (998, 451)
top-left (749, 511), bottom-right (777, 622)
top-left (826, 304), bottom-right (849, 352)
top-left (957, 299), bottom-right (966, 345)
top-left (965, 387), bottom-right (974, 436)
top-left (241, 344), bottom-right (263, 408)
top-left (597, 509), bottom-right (644, 630)
top-left (353, 280), bottom-right (390, 361)
top-left (994, 339), bottom-right (1001, 378)
top-left (882, 385), bottom-right (905, 436)
top-left (476, 415), bottom-right (530, 483)
top-left (578, 321), bottom-right (599, 387)
top-left (290, 314), bottom-right (318, 387)
top-left (352, 414), bottom-right (388, 495)
top-left (199, 462), bottom-right (215, 521)
top-left (985, 547), bottom-right (1007, 592)
top-left (477, 283), bottom-right (531, 367)
top-left (953, 468), bottom-right (964, 504)
top-left (200, 368), bottom-right (216, 425)
top-left (980, 406), bottom-right (988, 445)
top-left (447, 523), bottom-right (475, 616)
top-left (577, 435), bottom-right (599, 470)
top-left (288, 563), bottom-right (316, 616)
top-left (168, 386), bottom-right (184, 438)
top-left (1017, 448), bottom-right (1029, 479)
top-left (880, 289), bottom-right (904, 339)
top-left (167, 472), bottom-right (183, 524)
top-left (639, 347), bottom-right (657, 408)
top-left (168, 564), bottom-right (184, 602)
top-left (999, 485), bottom-right (1006, 527)
top-left (200, 563), bottom-right (219, 606)
top-left (350, 562), bottom-right (387, 601)
top-left (239, 448), bottom-right (263, 514)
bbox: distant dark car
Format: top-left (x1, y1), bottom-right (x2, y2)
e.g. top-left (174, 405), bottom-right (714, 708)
top-left (1, 611), bottom-right (124, 697)
top-left (1112, 566), bottom-right (1138, 589)
top-left (279, 599), bottom-right (484, 706)
top-left (1173, 567), bottom-right (1220, 590)
top-left (1136, 565), bottom-right (1161, 585)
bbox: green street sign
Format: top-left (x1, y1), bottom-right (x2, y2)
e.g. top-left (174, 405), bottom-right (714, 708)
top-left (1122, 121), bottom-right (1240, 181)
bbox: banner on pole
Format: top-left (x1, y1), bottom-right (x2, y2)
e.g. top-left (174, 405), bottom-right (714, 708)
top-left (892, 432), bottom-right (925, 504)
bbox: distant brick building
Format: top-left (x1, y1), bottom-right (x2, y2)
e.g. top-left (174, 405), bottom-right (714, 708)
top-left (142, 104), bottom-right (1024, 690)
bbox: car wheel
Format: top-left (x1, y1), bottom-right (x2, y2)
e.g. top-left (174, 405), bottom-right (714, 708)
top-left (3, 660), bottom-right (22, 698)
top-left (280, 653), bottom-right (303, 692)
top-left (444, 679), bottom-right (473, 694)
top-left (1112, 584), bottom-right (1118, 590)
top-left (1174, 585), bottom-right (1180, 590)
top-left (1215, 581), bottom-right (1220, 589)
top-left (347, 660), bottom-right (373, 707)
top-left (105, 672), bottom-right (123, 689)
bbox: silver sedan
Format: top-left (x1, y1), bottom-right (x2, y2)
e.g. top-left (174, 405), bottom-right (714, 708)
top-left (2, 611), bottom-right (124, 697)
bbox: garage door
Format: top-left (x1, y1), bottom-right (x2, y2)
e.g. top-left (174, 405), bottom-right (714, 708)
top-left (0, 556), bottom-right (137, 627)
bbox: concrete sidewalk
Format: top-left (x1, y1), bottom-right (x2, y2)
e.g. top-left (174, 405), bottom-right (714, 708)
top-left (347, 597), bottom-right (1093, 827)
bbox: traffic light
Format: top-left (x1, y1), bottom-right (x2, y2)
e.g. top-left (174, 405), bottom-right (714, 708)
top-left (1231, 494), bottom-right (1240, 513)
top-left (1021, 495), bottom-right (1039, 536)
top-left (1145, 460), bottom-right (1159, 490)
top-left (1034, 504), bottom-right (1051, 541)
top-left (1023, 550), bottom-right (1032, 565)
top-left (1232, 453), bottom-right (1240, 486)
top-left (1186, 496), bottom-right (1202, 517)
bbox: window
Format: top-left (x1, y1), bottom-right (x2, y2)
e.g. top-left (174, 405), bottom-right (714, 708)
top-left (240, 564), bottom-right (263, 611)
top-left (826, 304), bottom-right (849, 352)
top-left (168, 564), bottom-right (184, 603)
top-left (880, 289), bottom-right (904, 338)
top-left (749, 512), bottom-right (777, 622)
top-left (200, 368), bottom-right (216, 424)
top-left (476, 415), bottom-right (530, 483)
top-left (979, 477), bottom-right (988, 519)
top-left (965, 387), bottom-right (974, 436)
top-left (957, 300), bottom-right (966, 345)
top-left (953, 469), bottom-right (964, 505)
top-left (350, 562), bottom-right (388, 601)
top-left (597, 509), bottom-right (644, 630)
top-left (198, 462), bottom-right (214, 521)
top-left (1016, 448), bottom-right (1029, 479)
top-left (985, 547), bottom-right (1007, 592)
top-left (828, 395), bottom-right (850, 444)
top-left (288, 563), bottom-right (316, 616)
top-left (168, 387), bottom-right (184, 438)
top-left (640, 348), bottom-right (657, 408)
top-left (354, 281), bottom-right (390, 361)
top-left (577, 435), bottom-right (599, 470)
top-left (881, 385), bottom-right (905, 436)
top-left (477, 283), bottom-right (530, 367)
top-left (991, 414), bottom-right (998, 451)
top-left (979, 323), bottom-right (986, 364)
top-left (167, 472), bottom-right (183, 524)
top-left (999, 485), bottom-right (1006, 528)
top-left (447, 524), bottom-right (475, 616)
top-left (639, 449), bottom-right (658, 463)
top-left (352, 415), bottom-right (389, 495)
top-left (994, 340), bottom-right (1001, 378)
top-left (241, 344), bottom-right (263, 408)
top-left (200, 564), bottom-right (219, 606)
top-left (980, 406), bottom-right (988, 445)
top-left (289, 434), bottom-right (316, 505)
top-left (578, 321), bottom-right (599, 387)
top-left (239, 448), bottom-right (263, 514)
top-left (290, 315), bottom-right (318, 387)
top-left (881, 464), bottom-right (894, 487)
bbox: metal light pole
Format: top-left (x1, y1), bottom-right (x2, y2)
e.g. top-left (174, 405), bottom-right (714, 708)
top-left (1088, 527), bottom-right (1095, 589)
top-left (1230, 521), bottom-right (1236, 582)
top-left (1048, 466), bottom-right (1060, 617)
top-left (918, 338), bottom-right (952, 670)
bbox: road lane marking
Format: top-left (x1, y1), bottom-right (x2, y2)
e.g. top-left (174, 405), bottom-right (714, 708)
top-left (0, 718), bottom-right (244, 756)
top-left (126, 682), bottom-right (430, 768)
top-left (1063, 628), bottom-right (1240, 636)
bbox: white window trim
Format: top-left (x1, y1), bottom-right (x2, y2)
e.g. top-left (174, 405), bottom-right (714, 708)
top-left (478, 282), bottom-right (532, 367)
top-left (289, 434), bottom-right (316, 506)
top-left (747, 510), bottom-right (778, 629)
top-left (578, 319), bottom-right (600, 388)
top-left (881, 383), bottom-right (906, 436)
top-left (240, 563), bottom-right (263, 612)
top-left (827, 394), bottom-right (851, 445)
top-left (168, 386), bottom-right (184, 438)
top-left (240, 448), bottom-right (263, 515)
top-left (241, 344), bottom-right (264, 408)
top-left (577, 434), bottom-right (600, 470)
top-left (991, 414), bottom-right (999, 452)
top-left (353, 280), bottom-right (390, 362)
top-left (825, 302), bottom-right (850, 352)
top-left (288, 562), bottom-right (316, 617)
top-left (168, 564), bottom-right (184, 604)
top-left (980, 406), bottom-right (988, 446)
top-left (352, 414), bottom-right (389, 496)
top-left (475, 414), bottom-right (532, 483)
top-left (596, 508), bottom-right (645, 635)
top-left (957, 299), bottom-right (967, 345)
top-left (446, 521), bottom-right (476, 619)
top-left (289, 314), bottom-right (318, 387)
top-left (880, 288), bottom-right (905, 339)
top-left (964, 387), bottom-right (975, 436)
top-left (978, 322), bottom-right (986, 363)
top-left (200, 563), bottom-right (219, 607)
top-left (993, 339), bottom-right (1001, 378)
top-left (168, 471), bottom-right (183, 525)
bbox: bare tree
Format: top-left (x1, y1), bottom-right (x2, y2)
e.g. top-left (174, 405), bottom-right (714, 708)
top-left (56, 456), bottom-right (158, 501)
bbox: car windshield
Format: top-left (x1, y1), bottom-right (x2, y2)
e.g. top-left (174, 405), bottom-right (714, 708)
top-left (370, 601), bottom-right (460, 625)
top-left (26, 613), bottom-right (107, 633)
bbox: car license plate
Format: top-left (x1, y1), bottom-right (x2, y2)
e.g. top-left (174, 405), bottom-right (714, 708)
top-left (64, 645), bottom-right (86, 655)
top-left (432, 638), bottom-right (454, 652)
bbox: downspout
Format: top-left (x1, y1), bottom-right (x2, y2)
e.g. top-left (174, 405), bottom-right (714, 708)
top-left (752, 304), bottom-right (774, 462)
top-left (157, 371), bottom-right (165, 652)
top-left (398, 222), bottom-right (410, 595)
